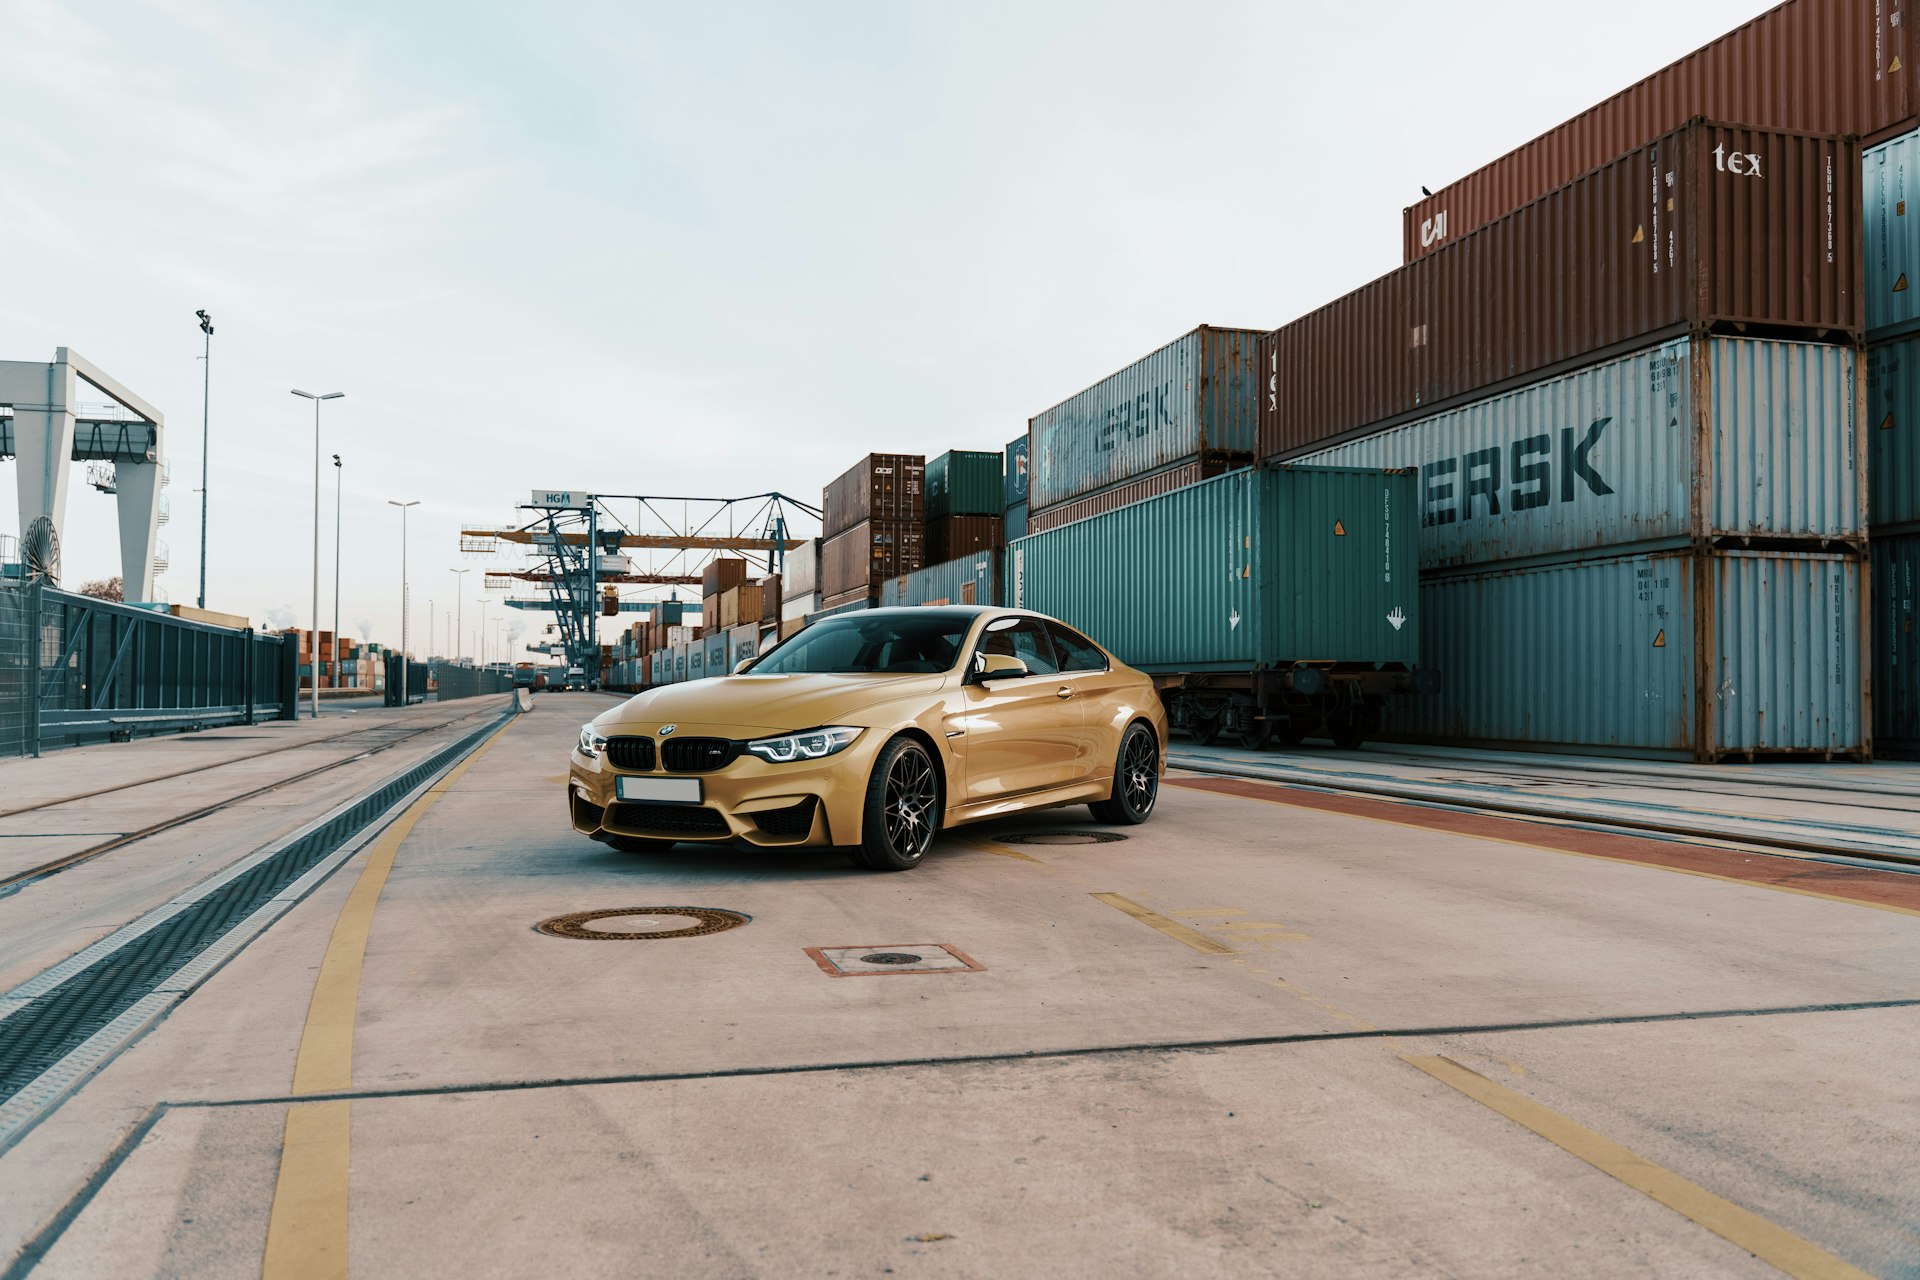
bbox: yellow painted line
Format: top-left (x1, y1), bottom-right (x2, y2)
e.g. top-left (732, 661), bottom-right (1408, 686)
top-left (951, 835), bottom-right (1045, 864)
top-left (1176, 779), bottom-right (1920, 919)
top-left (1091, 892), bottom-right (1236, 954)
top-left (262, 720), bottom-right (514, 1279)
top-left (1404, 1055), bottom-right (1875, 1280)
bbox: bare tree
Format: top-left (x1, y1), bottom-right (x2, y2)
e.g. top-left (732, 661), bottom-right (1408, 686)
top-left (78, 576), bottom-right (124, 602)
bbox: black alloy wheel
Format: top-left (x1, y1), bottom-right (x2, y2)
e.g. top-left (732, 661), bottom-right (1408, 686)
top-left (605, 834), bottom-right (677, 854)
top-left (853, 737), bottom-right (940, 871)
top-left (1090, 723), bottom-right (1159, 825)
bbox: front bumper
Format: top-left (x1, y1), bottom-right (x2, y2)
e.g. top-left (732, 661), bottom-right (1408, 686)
top-left (567, 731), bottom-right (884, 849)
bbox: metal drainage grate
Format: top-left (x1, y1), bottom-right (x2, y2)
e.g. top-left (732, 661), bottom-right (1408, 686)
top-left (1000, 831), bottom-right (1129, 846)
top-left (861, 952), bottom-right (925, 965)
top-left (535, 907), bottom-right (751, 940)
top-left (806, 944), bottom-right (986, 977)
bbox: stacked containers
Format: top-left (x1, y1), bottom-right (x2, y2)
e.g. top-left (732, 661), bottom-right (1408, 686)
top-left (881, 553), bottom-right (999, 608)
top-left (1401, 0), bottom-right (1913, 261)
top-left (925, 449), bottom-right (1004, 562)
top-left (781, 539), bottom-right (820, 620)
top-left (1866, 129), bottom-right (1920, 751)
top-left (820, 453), bottom-right (926, 607)
top-left (1028, 325), bottom-right (1260, 533)
top-left (1003, 434), bottom-right (1029, 542)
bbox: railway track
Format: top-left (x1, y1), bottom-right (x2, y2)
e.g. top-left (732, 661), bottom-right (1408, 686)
top-left (0, 704), bottom-right (502, 897)
top-left (1169, 746), bottom-right (1920, 876)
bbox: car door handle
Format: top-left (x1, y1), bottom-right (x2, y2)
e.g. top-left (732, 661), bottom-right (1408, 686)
top-left (1056, 686), bottom-right (1074, 699)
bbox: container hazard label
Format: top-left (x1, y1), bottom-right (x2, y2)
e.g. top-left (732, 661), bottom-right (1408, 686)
top-left (1333, 520), bottom-right (1346, 536)
top-left (1896, 274), bottom-right (1910, 293)
top-left (1884, 413), bottom-right (1897, 431)
top-left (1653, 629), bottom-right (1666, 648)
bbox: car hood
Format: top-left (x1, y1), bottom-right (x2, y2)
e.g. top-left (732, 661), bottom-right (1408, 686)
top-left (601, 671), bottom-right (953, 735)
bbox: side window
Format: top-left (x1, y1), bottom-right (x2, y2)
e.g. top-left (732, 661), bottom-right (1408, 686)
top-left (1046, 623), bottom-right (1107, 672)
top-left (978, 617), bottom-right (1059, 675)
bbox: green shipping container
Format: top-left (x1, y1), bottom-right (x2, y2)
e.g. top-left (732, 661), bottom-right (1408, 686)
top-left (926, 450), bottom-right (1004, 520)
top-left (1008, 466), bottom-right (1419, 671)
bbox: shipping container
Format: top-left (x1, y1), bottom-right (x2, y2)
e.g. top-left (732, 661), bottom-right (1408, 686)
top-left (823, 453), bottom-right (925, 539)
top-left (1868, 336), bottom-right (1920, 531)
top-left (672, 641), bottom-right (689, 683)
top-left (1010, 466), bottom-right (1427, 748)
top-left (880, 553), bottom-right (999, 608)
top-left (820, 520), bottom-right (926, 598)
top-left (1004, 435), bottom-right (1029, 508)
top-left (1029, 325), bottom-right (1261, 510)
top-left (702, 632), bottom-right (728, 680)
top-left (701, 557), bottom-right (748, 599)
top-left (1029, 458), bottom-right (1237, 535)
top-left (685, 641), bottom-right (704, 682)
top-left (926, 513), bottom-right (1002, 563)
top-left (662, 624), bottom-right (696, 647)
top-left (813, 592), bottom-right (873, 618)
top-left (1004, 500), bottom-right (1028, 542)
top-left (1866, 127), bottom-right (1920, 340)
top-left (926, 450), bottom-right (1004, 519)
top-left (1392, 548), bottom-right (1866, 760)
top-left (1403, 0), bottom-right (1913, 261)
top-left (1874, 532), bottom-right (1920, 753)
top-left (717, 583), bottom-right (765, 630)
top-left (1266, 122), bottom-right (1863, 459)
top-left (727, 623), bottom-right (759, 672)
top-left (782, 539), bottom-right (819, 597)
top-left (780, 590), bottom-right (819, 621)
top-left (1294, 335), bottom-right (1864, 570)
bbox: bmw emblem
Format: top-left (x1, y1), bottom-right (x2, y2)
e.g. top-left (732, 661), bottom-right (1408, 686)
top-left (658, 724), bottom-right (676, 736)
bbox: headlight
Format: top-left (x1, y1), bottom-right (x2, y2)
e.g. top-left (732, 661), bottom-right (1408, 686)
top-left (745, 726), bottom-right (862, 764)
top-left (578, 723), bottom-right (608, 756)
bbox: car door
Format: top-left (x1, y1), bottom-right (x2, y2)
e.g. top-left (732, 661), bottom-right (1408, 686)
top-left (954, 616), bottom-right (1083, 801)
top-left (1045, 620), bottom-right (1122, 781)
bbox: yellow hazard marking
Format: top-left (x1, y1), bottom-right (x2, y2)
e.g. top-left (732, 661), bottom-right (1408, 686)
top-left (1893, 54), bottom-right (1904, 73)
top-left (1896, 273), bottom-right (1909, 293)
top-left (1092, 893), bottom-right (1236, 954)
top-left (1633, 225), bottom-right (1645, 244)
top-left (262, 719), bottom-right (515, 1280)
top-left (1403, 1056), bottom-right (1877, 1280)
top-left (1883, 412), bottom-right (1898, 431)
top-left (1334, 520), bottom-right (1347, 536)
top-left (1653, 629), bottom-right (1666, 648)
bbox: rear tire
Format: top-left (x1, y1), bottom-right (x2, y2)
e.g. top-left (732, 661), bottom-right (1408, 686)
top-left (1089, 723), bottom-right (1160, 825)
top-left (850, 737), bottom-right (940, 871)
top-left (604, 834), bottom-right (677, 853)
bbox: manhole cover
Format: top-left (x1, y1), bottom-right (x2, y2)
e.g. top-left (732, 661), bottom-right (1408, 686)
top-left (806, 944), bottom-right (986, 977)
top-left (535, 907), bottom-right (751, 940)
top-left (1000, 831), bottom-right (1129, 846)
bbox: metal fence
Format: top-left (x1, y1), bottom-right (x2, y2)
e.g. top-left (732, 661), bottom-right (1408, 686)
top-left (426, 661), bottom-right (516, 702)
top-left (0, 581), bottom-right (298, 758)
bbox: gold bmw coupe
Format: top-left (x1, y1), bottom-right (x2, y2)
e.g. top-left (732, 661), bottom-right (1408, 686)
top-left (568, 606), bottom-right (1166, 870)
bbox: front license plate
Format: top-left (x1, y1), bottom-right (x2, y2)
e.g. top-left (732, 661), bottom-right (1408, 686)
top-left (616, 776), bottom-right (702, 804)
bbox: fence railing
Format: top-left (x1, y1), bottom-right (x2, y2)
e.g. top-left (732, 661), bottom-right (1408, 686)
top-left (424, 661), bottom-right (516, 703)
top-left (0, 581), bottom-right (299, 758)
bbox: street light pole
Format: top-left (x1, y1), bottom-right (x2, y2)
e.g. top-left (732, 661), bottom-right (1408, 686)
top-left (291, 389), bottom-right (344, 720)
top-left (332, 454), bottom-right (342, 691)
top-left (389, 500), bottom-right (420, 705)
top-left (196, 310), bottom-right (213, 611)
top-left (477, 598), bottom-right (489, 667)
top-left (451, 568), bottom-right (470, 662)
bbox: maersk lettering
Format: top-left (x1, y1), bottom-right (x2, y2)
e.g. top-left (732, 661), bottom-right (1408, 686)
top-left (1423, 418), bottom-right (1612, 526)
top-left (1094, 384), bottom-right (1173, 452)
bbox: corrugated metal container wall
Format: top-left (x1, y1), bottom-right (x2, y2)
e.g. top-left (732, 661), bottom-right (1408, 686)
top-left (1292, 336), bottom-right (1863, 569)
top-left (926, 450), bottom-right (1003, 519)
top-left (780, 591), bottom-right (819, 621)
top-left (727, 623), bottom-right (758, 670)
top-left (685, 642), bottom-right (704, 681)
top-left (1392, 550), bottom-right (1864, 758)
top-left (1873, 532), bottom-right (1920, 751)
top-left (782, 539), bottom-right (819, 598)
top-left (1009, 467), bottom-right (1420, 672)
top-left (702, 633), bottom-right (728, 679)
top-left (927, 514), bottom-right (1002, 562)
top-left (1004, 435), bottom-right (1029, 508)
top-left (880, 553), bottom-right (999, 608)
top-left (820, 521), bottom-right (926, 598)
top-left (1004, 500), bottom-right (1028, 542)
top-left (822, 454), bottom-right (925, 539)
top-left (1865, 128), bottom-right (1920, 339)
top-left (809, 595), bottom-right (873, 621)
top-left (1028, 459), bottom-right (1236, 534)
top-left (1029, 325), bottom-right (1261, 510)
top-left (1867, 337), bottom-right (1920, 530)
top-left (1265, 123), bottom-right (1863, 459)
top-left (1402, 0), bottom-right (1912, 261)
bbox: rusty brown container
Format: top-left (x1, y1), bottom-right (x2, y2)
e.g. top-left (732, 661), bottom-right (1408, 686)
top-left (926, 514), bottom-right (1003, 563)
top-left (1404, 0), bottom-right (1912, 261)
top-left (1027, 458), bottom-right (1237, 534)
top-left (820, 520), bottom-right (927, 598)
top-left (822, 454), bottom-right (926, 539)
top-left (701, 557), bottom-right (748, 598)
top-left (1264, 121), bottom-right (1862, 460)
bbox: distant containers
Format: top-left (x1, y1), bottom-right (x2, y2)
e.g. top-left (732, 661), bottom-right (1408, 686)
top-left (1009, 467), bottom-right (1420, 672)
top-left (925, 450), bottom-right (1003, 519)
top-left (823, 454), bottom-right (925, 538)
top-left (727, 623), bottom-right (758, 671)
top-left (1003, 435), bottom-right (1029, 508)
top-left (1867, 337), bottom-right (1920, 530)
top-left (1004, 501), bottom-right (1028, 542)
top-left (1873, 533), bottom-right (1920, 753)
top-left (702, 632), bottom-right (728, 680)
top-left (701, 557), bottom-right (749, 598)
top-left (1402, 0), bottom-right (1912, 261)
top-left (1393, 549), bottom-right (1866, 760)
top-left (1028, 325), bottom-right (1261, 512)
top-left (782, 539), bottom-right (819, 598)
top-left (1028, 458), bottom-right (1234, 535)
top-left (1866, 127), bottom-right (1920, 339)
top-left (820, 521), bottom-right (926, 601)
top-left (1292, 336), bottom-right (1865, 570)
top-left (880, 553), bottom-right (999, 608)
top-left (1264, 122), bottom-right (1863, 459)
top-left (780, 590), bottom-right (819, 621)
top-left (927, 513), bottom-right (1002, 563)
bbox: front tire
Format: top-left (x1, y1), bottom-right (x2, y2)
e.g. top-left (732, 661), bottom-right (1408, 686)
top-left (1089, 723), bottom-right (1159, 825)
top-left (851, 737), bottom-right (940, 871)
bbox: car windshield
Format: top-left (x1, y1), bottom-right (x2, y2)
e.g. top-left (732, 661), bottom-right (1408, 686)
top-left (749, 612), bottom-right (973, 675)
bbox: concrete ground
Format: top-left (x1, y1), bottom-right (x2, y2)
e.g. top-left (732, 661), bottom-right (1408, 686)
top-left (1, 693), bottom-right (1916, 1278)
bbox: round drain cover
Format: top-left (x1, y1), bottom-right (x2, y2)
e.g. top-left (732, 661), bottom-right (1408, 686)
top-left (536, 907), bottom-right (751, 940)
top-left (859, 952), bottom-right (926, 965)
top-left (1000, 831), bottom-right (1129, 846)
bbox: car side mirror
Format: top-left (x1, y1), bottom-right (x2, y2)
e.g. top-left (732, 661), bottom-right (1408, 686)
top-left (974, 653), bottom-right (1029, 681)
top-left (732, 658), bottom-right (754, 674)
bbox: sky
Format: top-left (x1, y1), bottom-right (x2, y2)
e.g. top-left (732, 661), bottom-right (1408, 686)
top-left (1, 0), bottom-right (1777, 661)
